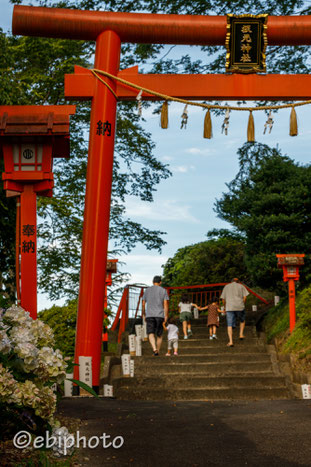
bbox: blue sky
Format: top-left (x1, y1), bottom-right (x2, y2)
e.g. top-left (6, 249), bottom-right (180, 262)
top-left (2, 1), bottom-right (311, 309)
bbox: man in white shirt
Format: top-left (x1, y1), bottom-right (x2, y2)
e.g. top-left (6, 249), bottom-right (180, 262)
top-left (220, 278), bottom-right (249, 347)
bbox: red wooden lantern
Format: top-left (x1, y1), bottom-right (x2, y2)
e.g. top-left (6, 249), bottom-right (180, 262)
top-left (276, 254), bottom-right (305, 333)
top-left (0, 106), bottom-right (75, 318)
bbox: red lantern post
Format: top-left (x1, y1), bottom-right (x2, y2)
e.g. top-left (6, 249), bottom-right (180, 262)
top-left (102, 259), bottom-right (118, 351)
top-left (276, 254), bottom-right (305, 333)
top-left (0, 106), bottom-right (75, 318)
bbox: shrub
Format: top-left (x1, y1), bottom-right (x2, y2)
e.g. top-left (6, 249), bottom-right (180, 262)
top-left (0, 305), bottom-right (67, 439)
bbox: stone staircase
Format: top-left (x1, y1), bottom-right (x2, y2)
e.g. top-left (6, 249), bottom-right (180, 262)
top-left (112, 316), bottom-right (291, 401)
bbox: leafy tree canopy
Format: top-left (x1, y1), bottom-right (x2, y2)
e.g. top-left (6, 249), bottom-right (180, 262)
top-left (162, 237), bottom-right (249, 287)
top-left (2, 0), bottom-right (311, 303)
top-left (38, 300), bottom-right (78, 357)
top-left (215, 142), bottom-right (311, 291)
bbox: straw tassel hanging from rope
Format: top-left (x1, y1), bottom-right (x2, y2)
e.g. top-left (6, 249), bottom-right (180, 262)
top-left (203, 109), bottom-right (212, 139)
top-left (247, 111), bottom-right (255, 142)
top-left (289, 106), bottom-right (298, 136)
top-left (161, 101), bottom-right (169, 129)
top-left (92, 69), bottom-right (311, 141)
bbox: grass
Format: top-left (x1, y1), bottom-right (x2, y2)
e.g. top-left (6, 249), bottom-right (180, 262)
top-left (107, 342), bottom-right (118, 353)
top-left (263, 285), bottom-right (311, 373)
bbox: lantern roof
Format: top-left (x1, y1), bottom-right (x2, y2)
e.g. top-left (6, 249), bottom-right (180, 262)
top-left (276, 254), bottom-right (305, 267)
top-left (0, 106), bottom-right (76, 135)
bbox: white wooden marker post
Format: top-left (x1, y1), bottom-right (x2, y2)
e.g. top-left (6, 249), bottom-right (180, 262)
top-left (129, 334), bottom-right (136, 356)
top-left (130, 359), bottom-right (135, 377)
top-left (78, 356), bottom-right (92, 396)
top-left (136, 335), bottom-right (142, 356)
top-left (301, 384), bottom-right (311, 399)
top-left (121, 354), bottom-right (131, 377)
top-left (64, 374), bottom-right (73, 397)
top-left (142, 320), bottom-right (148, 341)
top-left (103, 384), bottom-right (114, 397)
top-left (135, 324), bottom-right (142, 339)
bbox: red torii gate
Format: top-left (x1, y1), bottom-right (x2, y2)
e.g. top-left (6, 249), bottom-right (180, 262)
top-left (13, 5), bottom-right (311, 390)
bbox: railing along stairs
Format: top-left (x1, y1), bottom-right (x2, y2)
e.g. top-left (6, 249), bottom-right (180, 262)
top-left (110, 283), bottom-right (269, 343)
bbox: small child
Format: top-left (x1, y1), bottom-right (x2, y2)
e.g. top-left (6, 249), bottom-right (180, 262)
top-left (178, 294), bottom-right (200, 339)
top-left (163, 317), bottom-right (179, 356)
top-left (200, 299), bottom-right (222, 340)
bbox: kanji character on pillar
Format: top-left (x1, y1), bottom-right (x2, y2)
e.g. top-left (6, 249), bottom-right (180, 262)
top-left (22, 240), bottom-right (35, 253)
top-left (22, 224), bottom-right (35, 237)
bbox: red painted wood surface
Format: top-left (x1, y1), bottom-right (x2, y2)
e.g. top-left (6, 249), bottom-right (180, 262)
top-left (66, 66), bottom-right (311, 101)
top-left (20, 185), bottom-right (37, 319)
top-left (13, 6), bottom-right (311, 46)
top-left (73, 30), bottom-right (121, 388)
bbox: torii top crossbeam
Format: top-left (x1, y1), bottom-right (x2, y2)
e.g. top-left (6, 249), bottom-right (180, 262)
top-left (12, 6), bottom-right (311, 45)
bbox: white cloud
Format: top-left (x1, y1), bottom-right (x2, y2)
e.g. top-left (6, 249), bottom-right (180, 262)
top-left (171, 165), bottom-right (195, 173)
top-left (121, 254), bottom-right (168, 286)
top-left (161, 155), bottom-right (174, 161)
top-left (125, 199), bottom-right (199, 223)
top-left (184, 147), bottom-right (217, 156)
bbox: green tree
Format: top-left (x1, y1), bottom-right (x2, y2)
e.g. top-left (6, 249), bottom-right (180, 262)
top-left (162, 236), bottom-right (248, 287)
top-left (0, 165), bottom-right (15, 307)
top-left (38, 300), bottom-right (78, 357)
top-left (0, 2), bottom-right (171, 301)
top-left (2, 0), bottom-right (311, 303)
top-left (215, 142), bottom-right (311, 290)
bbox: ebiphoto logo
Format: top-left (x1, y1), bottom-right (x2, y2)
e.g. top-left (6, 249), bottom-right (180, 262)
top-left (13, 430), bottom-right (124, 456)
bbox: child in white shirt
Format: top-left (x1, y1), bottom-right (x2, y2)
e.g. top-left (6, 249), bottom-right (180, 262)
top-left (178, 293), bottom-right (200, 339)
top-left (163, 317), bottom-right (179, 356)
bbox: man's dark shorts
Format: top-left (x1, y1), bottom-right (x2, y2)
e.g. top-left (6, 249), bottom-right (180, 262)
top-left (146, 317), bottom-right (164, 337)
top-left (226, 310), bottom-right (246, 328)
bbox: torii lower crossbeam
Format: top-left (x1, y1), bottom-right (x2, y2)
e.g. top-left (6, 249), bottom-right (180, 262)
top-left (66, 66), bottom-right (311, 101)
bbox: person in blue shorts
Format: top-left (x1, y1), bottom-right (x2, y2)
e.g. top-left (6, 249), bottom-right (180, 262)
top-left (220, 278), bottom-right (249, 347)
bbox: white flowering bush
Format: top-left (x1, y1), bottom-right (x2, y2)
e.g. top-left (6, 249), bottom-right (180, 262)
top-left (0, 305), bottom-right (68, 437)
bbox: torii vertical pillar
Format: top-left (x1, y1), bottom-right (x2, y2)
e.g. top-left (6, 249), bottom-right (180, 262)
top-left (73, 30), bottom-right (121, 390)
top-left (20, 185), bottom-right (37, 318)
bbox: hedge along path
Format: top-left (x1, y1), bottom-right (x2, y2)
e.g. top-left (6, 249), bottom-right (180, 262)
top-left (91, 68), bottom-right (311, 141)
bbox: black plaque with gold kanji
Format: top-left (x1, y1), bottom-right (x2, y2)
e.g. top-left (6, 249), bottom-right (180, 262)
top-left (225, 14), bottom-right (268, 74)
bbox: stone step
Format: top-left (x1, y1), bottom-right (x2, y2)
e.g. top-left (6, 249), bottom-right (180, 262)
top-left (115, 386), bottom-right (290, 401)
top-left (169, 329), bottom-right (257, 335)
top-left (180, 322), bottom-right (254, 329)
top-left (130, 361), bottom-right (274, 374)
top-left (115, 321), bottom-right (288, 401)
top-left (163, 345), bottom-right (266, 354)
top-left (114, 374), bottom-right (287, 389)
top-left (133, 354), bottom-right (271, 364)
top-left (173, 337), bottom-right (261, 344)
top-left (176, 335), bottom-right (257, 341)
top-left (140, 339), bottom-right (264, 350)
top-left (142, 337), bottom-right (264, 351)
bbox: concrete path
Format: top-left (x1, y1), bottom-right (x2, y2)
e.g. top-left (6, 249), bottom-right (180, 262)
top-left (58, 398), bottom-right (311, 466)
